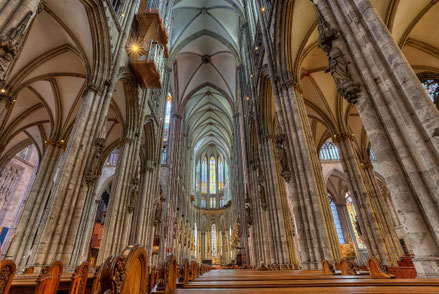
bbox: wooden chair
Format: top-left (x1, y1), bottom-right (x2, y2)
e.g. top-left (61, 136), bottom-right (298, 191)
top-left (69, 261), bottom-right (89, 294)
top-left (35, 261), bottom-right (63, 294)
top-left (367, 257), bottom-right (395, 278)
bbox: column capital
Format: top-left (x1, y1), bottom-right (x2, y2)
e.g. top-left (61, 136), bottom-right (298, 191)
top-left (332, 133), bottom-right (353, 143)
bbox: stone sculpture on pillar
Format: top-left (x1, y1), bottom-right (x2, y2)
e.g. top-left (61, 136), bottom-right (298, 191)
top-left (85, 138), bottom-right (106, 186)
top-left (313, 4), bottom-right (360, 104)
top-left (274, 134), bottom-right (292, 182)
top-left (127, 176), bottom-right (139, 213)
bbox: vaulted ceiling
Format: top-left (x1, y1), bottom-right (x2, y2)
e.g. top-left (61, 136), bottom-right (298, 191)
top-left (170, 0), bottom-right (243, 160)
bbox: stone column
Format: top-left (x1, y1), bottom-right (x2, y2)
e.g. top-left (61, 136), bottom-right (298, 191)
top-left (158, 112), bottom-right (183, 261)
top-left (255, 0), bottom-right (342, 269)
top-left (335, 135), bottom-right (403, 265)
top-left (312, 0), bottom-right (439, 277)
top-left (0, 0), bottom-right (46, 82)
top-left (6, 143), bottom-right (63, 270)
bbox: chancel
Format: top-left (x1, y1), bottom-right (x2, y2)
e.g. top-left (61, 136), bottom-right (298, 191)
top-left (0, 0), bottom-right (439, 293)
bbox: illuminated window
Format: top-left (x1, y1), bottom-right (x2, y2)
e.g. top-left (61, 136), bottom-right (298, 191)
top-left (211, 224), bottom-right (217, 258)
top-left (224, 161), bottom-right (229, 191)
top-left (328, 194), bottom-right (345, 244)
top-left (218, 156), bottom-right (224, 191)
top-left (201, 198), bottom-right (206, 208)
top-left (202, 157), bottom-right (208, 193)
top-left (209, 156), bottom-right (216, 194)
top-left (220, 197), bottom-right (224, 207)
top-left (195, 161), bottom-right (201, 191)
top-left (161, 95), bottom-right (172, 164)
top-left (194, 223), bottom-right (197, 256)
top-left (163, 95), bottom-right (172, 141)
top-left (210, 197), bottom-right (216, 208)
top-left (422, 79), bottom-right (438, 103)
top-left (319, 139), bottom-right (340, 161)
top-left (369, 148), bottom-right (377, 161)
top-left (346, 192), bottom-right (366, 249)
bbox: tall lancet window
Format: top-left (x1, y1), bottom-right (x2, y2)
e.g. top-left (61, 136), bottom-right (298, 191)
top-left (319, 139), bottom-right (340, 161)
top-left (161, 95), bottom-right (172, 164)
top-left (218, 156), bottom-right (224, 191)
top-left (202, 157), bottom-right (208, 194)
top-left (194, 223), bottom-right (197, 256)
top-left (211, 224), bottom-right (217, 258)
top-left (346, 192), bottom-right (366, 249)
top-left (224, 161), bottom-right (229, 186)
top-left (209, 156), bottom-right (216, 194)
top-left (195, 161), bottom-right (201, 191)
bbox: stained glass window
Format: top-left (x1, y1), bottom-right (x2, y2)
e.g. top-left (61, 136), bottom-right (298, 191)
top-left (210, 197), bottom-right (216, 208)
top-left (421, 79), bottom-right (439, 103)
top-left (346, 192), bottom-right (366, 249)
top-left (162, 95), bottom-right (172, 142)
top-left (202, 157), bottom-right (208, 193)
top-left (195, 161), bottom-right (201, 191)
top-left (220, 197), bottom-right (224, 207)
top-left (209, 156), bottom-right (216, 194)
top-left (319, 139), bottom-right (340, 161)
top-left (329, 194), bottom-right (345, 244)
top-left (161, 95), bottom-right (172, 164)
top-left (369, 148), bottom-right (377, 161)
top-left (218, 156), bottom-right (224, 191)
top-left (211, 224), bottom-right (217, 258)
top-left (224, 161), bottom-right (229, 190)
top-left (201, 198), bottom-right (206, 208)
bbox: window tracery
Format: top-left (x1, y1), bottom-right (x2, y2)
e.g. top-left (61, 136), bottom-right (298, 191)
top-left (202, 157), bottom-right (208, 194)
top-left (209, 156), bottom-right (216, 194)
top-left (161, 95), bottom-right (172, 164)
top-left (211, 224), bottom-right (217, 258)
top-left (328, 193), bottom-right (345, 244)
top-left (346, 192), bottom-right (366, 249)
top-left (319, 139), bottom-right (340, 161)
top-left (418, 72), bottom-right (439, 108)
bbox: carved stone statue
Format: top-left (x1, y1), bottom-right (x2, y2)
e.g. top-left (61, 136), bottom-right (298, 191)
top-left (275, 134), bottom-right (292, 182)
top-left (245, 205), bottom-right (252, 226)
top-left (127, 177), bottom-right (139, 213)
top-left (85, 138), bottom-right (106, 186)
top-left (257, 174), bottom-right (267, 210)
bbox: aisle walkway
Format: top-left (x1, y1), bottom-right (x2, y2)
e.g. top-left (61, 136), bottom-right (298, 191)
top-left (172, 269), bottom-right (439, 293)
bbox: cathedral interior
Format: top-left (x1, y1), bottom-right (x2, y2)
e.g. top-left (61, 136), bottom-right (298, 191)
top-left (0, 0), bottom-right (439, 293)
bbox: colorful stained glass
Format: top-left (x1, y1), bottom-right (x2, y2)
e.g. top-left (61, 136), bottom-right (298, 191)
top-left (195, 161), bottom-right (201, 191)
top-left (209, 156), bottom-right (216, 194)
top-left (162, 95), bottom-right (172, 142)
top-left (224, 161), bottom-right (229, 189)
top-left (346, 192), bottom-right (366, 249)
top-left (422, 79), bottom-right (439, 103)
top-left (218, 156), bottom-right (224, 191)
top-left (211, 224), bottom-right (217, 258)
top-left (202, 157), bottom-right (208, 193)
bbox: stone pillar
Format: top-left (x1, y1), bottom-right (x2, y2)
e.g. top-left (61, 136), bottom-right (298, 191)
top-left (0, 0), bottom-right (46, 82)
top-left (255, 0), bottom-right (342, 269)
top-left (335, 135), bottom-right (403, 265)
top-left (6, 143), bottom-right (63, 270)
top-left (158, 112), bottom-right (183, 261)
top-left (312, 0), bottom-right (439, 277)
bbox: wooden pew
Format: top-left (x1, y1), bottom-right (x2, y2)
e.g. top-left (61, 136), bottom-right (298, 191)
top-left (177, 258), bottom-right (189, 287)
top-left (0, 256), bottom-right (17, 294)
top-left (36, 261), bottom-right (63, 294)
top-left (322, 260), bottom-right (340, 275)
top-left (368, 257), bottom-right (395, 278)
top-left (96, 244), bottom-right (148, 294)
top-left (68, 261), bottom-right (90, 294)
top-left (152, 254), bottom-right (177, 294)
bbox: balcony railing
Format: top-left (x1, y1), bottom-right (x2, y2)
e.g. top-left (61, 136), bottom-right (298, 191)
top-left (137, 0), bottom-right (170, 51)
top-left (130, 40), bottom-right (166, 88)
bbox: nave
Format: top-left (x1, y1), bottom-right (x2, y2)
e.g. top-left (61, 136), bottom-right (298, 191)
top-left (1, 244), bottom-right (439, 294)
